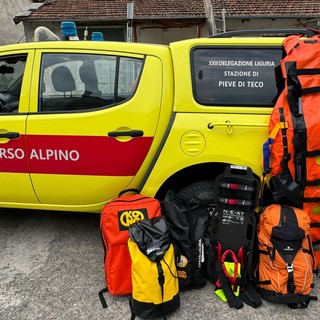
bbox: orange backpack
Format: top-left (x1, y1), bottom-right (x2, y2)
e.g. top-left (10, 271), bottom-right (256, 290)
top-left (255, 204), bottom-right (317, 308)
top-left (99, 189), bottom-right (161, 307)
top-left (263, 33), bottom-right (320, 266)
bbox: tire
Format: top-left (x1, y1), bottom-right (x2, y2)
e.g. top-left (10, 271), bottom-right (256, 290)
top-left (177, 180), bottom-right (215, 206)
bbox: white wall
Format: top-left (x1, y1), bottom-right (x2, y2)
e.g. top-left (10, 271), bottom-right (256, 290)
top-left (0, 0), bottom-right (33, 45)
top-left (137, 26), bottom-right (209, 44)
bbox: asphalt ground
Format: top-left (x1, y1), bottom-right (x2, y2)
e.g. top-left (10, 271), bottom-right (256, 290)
top-left (0, 208), bottom-right (319, 320)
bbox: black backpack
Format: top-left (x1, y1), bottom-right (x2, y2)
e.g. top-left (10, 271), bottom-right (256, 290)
top-left (163, 190), bottom-right (209, 290)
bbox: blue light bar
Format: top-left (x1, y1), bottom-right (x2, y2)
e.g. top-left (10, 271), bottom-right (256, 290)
top-left (61, 21), bottom-right (79, 40)
top-left (92, 32), bottom-right (104, 41)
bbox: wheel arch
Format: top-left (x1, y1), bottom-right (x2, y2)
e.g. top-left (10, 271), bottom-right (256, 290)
top-left (154, 162), bottom-right (227, 200)
top-left (154, 161), bottom-right (272, 205)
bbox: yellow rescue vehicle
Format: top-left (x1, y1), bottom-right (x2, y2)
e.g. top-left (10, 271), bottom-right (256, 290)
top-left (0, 28), bottom-right (315, 212)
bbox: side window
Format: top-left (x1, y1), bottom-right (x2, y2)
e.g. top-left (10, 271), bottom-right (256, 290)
top-left (191, 47), bottom-right (284, 107)
top-left (0, 55), bottom-right (26, 113)
top-left (39, 53), bottom-right (143, 112)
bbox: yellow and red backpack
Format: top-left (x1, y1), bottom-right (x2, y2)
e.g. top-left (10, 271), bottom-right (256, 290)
top-left (99, 189), bottom-right (161, 307)
top-left (263, 32), bottom-right (320, 266)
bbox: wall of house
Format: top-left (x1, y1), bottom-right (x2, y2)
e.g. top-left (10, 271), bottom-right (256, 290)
top-left (23, 22), bottom-right (126, 42)
top-left (136, 26), bottom-right (209, 44)
top-left (0, 0), bottom-right (33, 45)
top-left (22, 22), bottom-right (209, 44)
top-left (225, 18), bottom-right (319, 32)
top-left (15, 17), bottom-right (320, 46)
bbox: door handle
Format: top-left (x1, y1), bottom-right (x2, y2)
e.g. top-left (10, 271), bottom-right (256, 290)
top-left (0, 132), bottom-right (20, 139)
top-left (108, 130), bottom-right (144, 137)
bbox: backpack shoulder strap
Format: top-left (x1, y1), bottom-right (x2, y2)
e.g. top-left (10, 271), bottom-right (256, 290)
top-left (98, 287), bottom-right (108, 308)
top-left (215, 257), bottom-right (243, 309)
top-left (239, 282), bottom-right (262, 308)
top-left (214, 243), bottom-right (261, 308)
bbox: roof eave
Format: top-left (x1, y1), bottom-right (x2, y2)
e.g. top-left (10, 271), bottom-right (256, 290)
top-left (219, 14), bottom-right (320, 19)
top-left (14, 15), bottom-right (207, 25)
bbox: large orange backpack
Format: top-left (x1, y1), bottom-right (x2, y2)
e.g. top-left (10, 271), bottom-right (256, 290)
top-left (255, 204), bottom-right (317, 308)
top-left (263, 33), bottom-right (320, 266)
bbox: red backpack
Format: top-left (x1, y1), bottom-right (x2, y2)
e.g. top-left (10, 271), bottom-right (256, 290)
top-left (263, 33), bottom-right (320, 267)
top-left (99, 189), bottom-right (161, 307)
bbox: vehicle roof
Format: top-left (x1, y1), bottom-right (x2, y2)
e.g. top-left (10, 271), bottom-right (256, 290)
top-left (0, 40), bottom-right (170, 56)
top-left (0, 36), bottom-right (285, 55)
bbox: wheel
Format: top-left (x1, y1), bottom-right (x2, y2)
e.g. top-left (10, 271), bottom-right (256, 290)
top-left (177, 180), bottom-right (215, 206)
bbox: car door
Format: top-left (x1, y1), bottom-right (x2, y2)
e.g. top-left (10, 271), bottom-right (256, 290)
top-left (26, 49), bottom-right (163, 210)
top-left (0, 50), bottom-right (39, 204)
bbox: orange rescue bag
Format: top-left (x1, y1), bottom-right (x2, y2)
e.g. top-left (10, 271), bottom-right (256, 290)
top-left (99, 189), bottom-right (161, 302)
top-left (263, 33), bottom-right (320, 266)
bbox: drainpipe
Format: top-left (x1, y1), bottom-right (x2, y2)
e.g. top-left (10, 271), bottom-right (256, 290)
top-left (203, 0), bottom-right (214, 35)
top-left (127, 2), bottom-right (134, 42)
top-left (221, 8), bottom-right (226, 32)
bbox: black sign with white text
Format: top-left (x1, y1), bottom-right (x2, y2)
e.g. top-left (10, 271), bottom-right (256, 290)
top-left (191, 47), bottom-right (284, 107)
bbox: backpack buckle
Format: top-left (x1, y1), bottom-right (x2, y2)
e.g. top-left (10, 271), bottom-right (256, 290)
top-left (286, 263), bottom-right (294, 273)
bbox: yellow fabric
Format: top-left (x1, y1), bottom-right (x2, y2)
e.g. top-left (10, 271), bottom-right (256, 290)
top-left (269, 121), bottom-right (288, 140)
top-left (215, 288), bottom-right (228, 302)
top-left (128, 240), bottom-right (179, 305)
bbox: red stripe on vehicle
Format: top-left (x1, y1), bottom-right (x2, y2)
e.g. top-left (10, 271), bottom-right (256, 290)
top-left (0, 134), bottom-right (153, 176)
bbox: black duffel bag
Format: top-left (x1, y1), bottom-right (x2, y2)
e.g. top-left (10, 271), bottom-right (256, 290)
top-left (163, 190), bottom-right (209, 290)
